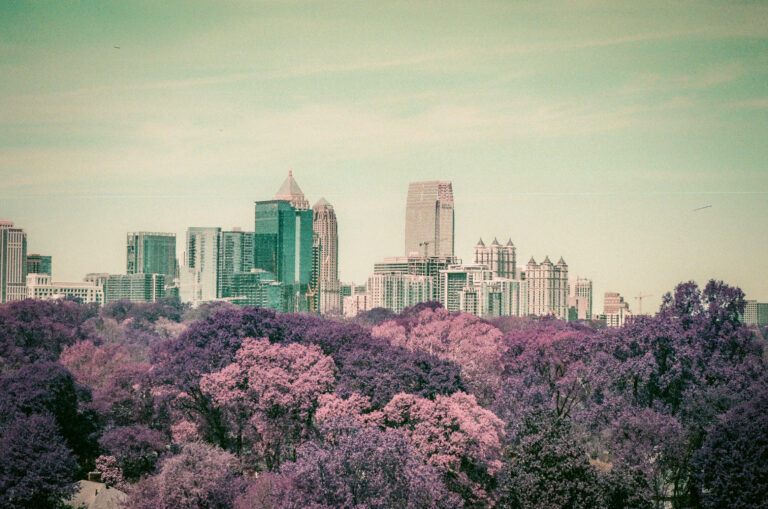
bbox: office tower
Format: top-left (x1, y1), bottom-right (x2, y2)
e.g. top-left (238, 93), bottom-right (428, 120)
top-left (126, 232), bottom-right (177, 281)
top-left (568, 277), bottom-right (593, 319)
top-left (312, 198), bottom-right (341, 314)
top-left (217, 228), bottom-right (254, 298)
top-left (254, 172), bottom-right (314, 312)
top-left (404, 181), bottom-right (454, 258)
top-left (104, 273), bottom-right (165, 304)
top-left (180, 227), bottom-right (221, 305)
top-left (373, 255), bottom-right (455, 302)
top-left (526, 256), bottom-right (569, 319)
top-left (474, 238), bottom-right (517, 279)
top-left (603, 291), bottom-right (632, 327)
top-left (26, 254), bottom-right (52, 277)
top-left (367, 273), bottom-right (433, 314)
top-left (0, 220), bottom-right (27, 303)
top-left (438, 264), bottom-right (493, 312)
top-left (228, 269), bottom-right (284, 310)
top-left (26, 273), bottom-right (104, 305)
top-left (743, 300), bottom-right (768, 326)
top-left (457, 278), bottom-right (528, 319)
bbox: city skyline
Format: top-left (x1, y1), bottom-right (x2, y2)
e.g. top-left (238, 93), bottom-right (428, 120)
top-left (1, 1), bottom-right (767, 312)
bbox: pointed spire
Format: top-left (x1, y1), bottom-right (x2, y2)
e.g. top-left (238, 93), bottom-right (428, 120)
top-left (476, 238), bottom-right (486, 247)
top-left (313, 197), bottom-right (333, 209)
top-left (491, 237), bottom-right (500, 246)
top-left (275, 171), bottom-right (309, 210)
top-left (506, 238), bottom-right (514, 247)
top-left (528, 256), bottom-right (537, 265)
top-left (542, 256), bottom-right (552, 265)
top-left (557, 256), bottom-right (566, 266)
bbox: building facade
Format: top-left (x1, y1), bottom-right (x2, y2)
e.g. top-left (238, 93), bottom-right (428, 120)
top-left (104, 273), bottom-right (166, 304)
top-left (229, 269), bottom-right (284, 310)
top-left (254, 172), bottom-right (314, 312)
top-left (603, 291), bottom-right (632, 327)
top-left (217, 228), bottom-right (254, 298)
top-left (126, 232), bottom-right (177, 281)
top-left (180, 227), bottom-right (221, 306)
top-left (312, 198), bottom-right (341, 314)
top-left (457, 277), bottom-right (528, 319)
top-left (26, 254), bottom-right (52, 277)
top-left (26, 273), bottom-right (104, 305)
top-left (0, 220), bottom-right (27, 303)
top-left (438, 264), bottom-right (493, 312)
top-left (568, 277), bottom-right (593, 320)
top-left (367, 273), bottom-right (433, 314)
top-left (373, 255), bottom-right (455, 302)
top-left (404, 181), bottom-right (454, 258)
top-left (526, 256), bottom-right (569, 319)
top-left (742, 300), bottom-right (768, 326)
top-left (474, 238), bottom-right (517, 279)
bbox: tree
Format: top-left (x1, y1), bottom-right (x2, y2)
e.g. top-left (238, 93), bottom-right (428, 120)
top-left (201, 337), bottom-right (336, 470)
top-left (692, 385), bottom-right (768, 508)
top-left (498, 413), bottom-right (604, 509)
top-left (0, 414), bottom-right (78, 509)
top-left (273, 419), bottom-right (461, 508)
top-left (126, 442), bottom-right (246, 509)
top-left (0, 362), bottom-right (99, 473)
top-left (98, 425), bottom-right (168, 481)
top-left (373, 308), bottom-right (506, 405)
top-left (381, 391), bottom-right (505, 506)
top-left (59, 340), bottom-right (131, 389)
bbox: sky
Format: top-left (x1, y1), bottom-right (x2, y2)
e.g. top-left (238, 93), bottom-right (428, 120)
top-left (1, 0), bottom-right (767, 313)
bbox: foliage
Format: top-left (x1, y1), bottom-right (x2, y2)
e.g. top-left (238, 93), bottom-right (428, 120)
top-left (126, 442), bottom-right (246, 509)
top-left (98, 424), bottom-right (168, 481)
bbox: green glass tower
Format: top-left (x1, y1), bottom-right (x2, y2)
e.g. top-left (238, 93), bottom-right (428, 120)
top-left (254, 172), bottom-right (314, 312)
top-left (126, 232), bottom-right (177, 281)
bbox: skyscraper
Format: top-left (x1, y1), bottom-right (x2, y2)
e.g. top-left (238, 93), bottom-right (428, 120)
top-left (126, 232), bottom-right (177, 281)
top-left (0, 220), bottom-right (27, 303)
top-left (474, 238), bottom-right (517, 279)
top-left (526, 256), bottom-right (569, 319)
top-left (180, 227), bottom-right (221, 305)
top-left (217, 228), bottom-right (254, 298)
top-left (404, 181), bottom-right (454, 258)
top-left (568, 277), bottom-right (593, 319)
top-left (312, 198), bottom-right (341, 314)
top-left (26, 254), bottom-right (52, 277)
top-left (254, 172), bottom-right (314, 312)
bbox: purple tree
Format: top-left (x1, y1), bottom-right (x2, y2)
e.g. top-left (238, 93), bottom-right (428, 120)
top-left (692, 384), bottom-right (768, 508)
top-left (98, 424), bottom-right (168, 481)
top-left (0, 414), bottom-right (78, 509)
top-left (126, 442), bottom-right (246, 509)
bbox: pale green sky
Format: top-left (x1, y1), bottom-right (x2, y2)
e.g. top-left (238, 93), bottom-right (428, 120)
top-left (1, 0), bottom-right (767, 312)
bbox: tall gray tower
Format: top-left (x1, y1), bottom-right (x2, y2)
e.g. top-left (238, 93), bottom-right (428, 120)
top-left (404, 181), bottom-right (454, 258)
top-left (312, 198), bottom-right (341, 314)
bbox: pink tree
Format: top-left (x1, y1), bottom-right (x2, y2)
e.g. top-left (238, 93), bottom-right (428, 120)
top-left (381, 391), bottom-right (505, 506)
top-left (59, 340), bottom-right (131, 389)
top-left (373, 308), bottom-right (505, 405)
top-left (200, 337), bottom-right (336, 470)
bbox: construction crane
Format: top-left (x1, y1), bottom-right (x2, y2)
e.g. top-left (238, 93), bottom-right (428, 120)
top-left (634, 293), bottom-right (653, 315)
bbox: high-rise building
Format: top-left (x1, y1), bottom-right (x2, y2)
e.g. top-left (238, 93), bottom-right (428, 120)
top-left (603, 291), bottom-right (632, 327)
top-left (373, 255), bottom-right (455, 302)
top-left (438, 264), bottom-right (493, 312)
top-left (526, 256), bottom-right (569, 319)
top-left (743, 300), bottom-right (768, 326)
top-left (180, 227), bottom-right (221, 306)
top-left (0, 220), bottom-right (27, 303)
top-left (26, 273), bottom-right (104, 305)
top-left (26, 254), bottom-right (52, 277)
top-left (568, 278), bottom-right (593, 319)
top-left (126, 232), bottom-right (177, 281)
top-left (217, 228), bottom-right (254, 298)
top-left (404, 181), bottom-right (454, 258)
top-left (104, 273), bottom-right (165, 304)
top-left (474, 238), bottom-right (517, 279)
top-left (367, 273), bottom-right (433, 314)
top-left (254, 172), bottom-right (314, 312)
top-left (457, 277), bottom-right (528, 319)
top-left (312, 198), bottom-right (341, 314)
top-left (230, 269), bottom-right (284, 310)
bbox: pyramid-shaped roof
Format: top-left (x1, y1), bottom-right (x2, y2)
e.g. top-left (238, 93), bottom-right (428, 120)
top-left (275, 171), bottom-right (309, 209)
top-left (476, 238), bottom-right (486, 247)
top-left (491, 237), bottom-right (500, 246)
top-left (556, 256), bottom-right (567, 265)
top-left (528, 256), bottom-right (537, 265)
top-left (542, 255), bottom-right (552, 265)
top-left (313, 197), bottom-right (333, 209)
top-left (506, 238), bottom-right (514, 247)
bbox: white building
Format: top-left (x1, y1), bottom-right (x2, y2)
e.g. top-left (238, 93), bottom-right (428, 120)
top-left (439, 264), bottom-right (492, 312)
top-left (458, 277), bottom-right (528, 319)
top-left (181, 227), bottom-right (221, 306)
top-left (526, 256), bottom-right (569, 319)
top-left (26, 274), bottom-right (104, 305)
top-left (604, 291), bottom-right (632, 327)
top-left (474, 238), bottom-right (517, 279)
top-left (367, 273), bottom-right (433, 314)
top-left (343, 292), bottom-right (371, 318)
top-left (404, 181), bottom-right (454, 258)
top-left (313, 198), bottom-right (341, 314)
top-left (0, 220), bottom-right (27, 303)
top-left (568, 278), bottom-right (593, 320)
